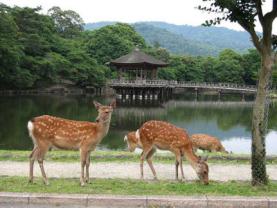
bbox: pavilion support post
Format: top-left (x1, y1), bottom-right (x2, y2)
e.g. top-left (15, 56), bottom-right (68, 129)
top-left (242, 93), bottom-right (245, 101)
top-left (194, 88), bottom-right (198, 100)
top-left (139, 89), bottom-right (142, 100)
top-left (154, 89), bottom-right (158, 100)
top-left (218, 90), bottom-right (221, 101)
top-left (126, 89), bottom-right (129, 99)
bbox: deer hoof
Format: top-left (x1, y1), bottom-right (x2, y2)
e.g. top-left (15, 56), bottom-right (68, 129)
top-left (44, 181), bottom-right (49, 186)
top-left (80, 181), bottom-right (85, 186)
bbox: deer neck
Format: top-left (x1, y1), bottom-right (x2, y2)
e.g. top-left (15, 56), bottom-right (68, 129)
top-left (96, 118), bottom-right (111, 140)
top-left (183, 150), bottom-right (200, 171)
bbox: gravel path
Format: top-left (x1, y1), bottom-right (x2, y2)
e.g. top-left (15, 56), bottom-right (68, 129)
top-left (1, 161), bottom-right (277, 181)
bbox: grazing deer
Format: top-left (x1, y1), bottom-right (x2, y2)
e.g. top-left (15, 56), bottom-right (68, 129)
top-left (27, 100), bottom-right (116, 186)
top-left (191, 134), bottom-right (228, 153)
top-left (124, 121), bottom-right (209, 184)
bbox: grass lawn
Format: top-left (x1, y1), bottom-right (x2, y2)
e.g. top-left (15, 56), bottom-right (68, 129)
top-left (0, 150), bottom-right (277, 164)
top-left (0, 176), bottom-right (276, 196)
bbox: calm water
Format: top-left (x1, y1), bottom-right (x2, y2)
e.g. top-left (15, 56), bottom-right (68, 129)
top-left (0, 94), bottom-right (277, 154)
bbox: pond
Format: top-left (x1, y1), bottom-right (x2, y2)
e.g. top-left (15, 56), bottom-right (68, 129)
top-left (0, 94), bottom-right (276, 154)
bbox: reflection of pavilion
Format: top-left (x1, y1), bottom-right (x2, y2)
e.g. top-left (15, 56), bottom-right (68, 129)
top-left (114, 100), bottom-right (254, 130)
top-left (109, 48), bottom-right (170, 100)
top-left (114, 107), bottom-right (167, 129)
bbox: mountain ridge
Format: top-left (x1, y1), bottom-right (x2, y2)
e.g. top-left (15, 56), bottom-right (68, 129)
top-left (85, 21), bottom-right (253, 56)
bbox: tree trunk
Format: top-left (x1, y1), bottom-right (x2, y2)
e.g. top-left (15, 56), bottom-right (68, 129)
top-left (251, 52), bottom-right (274, 185)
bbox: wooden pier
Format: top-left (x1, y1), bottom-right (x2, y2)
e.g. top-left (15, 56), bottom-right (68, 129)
top-left (108, 79), bottom-right (257, 100)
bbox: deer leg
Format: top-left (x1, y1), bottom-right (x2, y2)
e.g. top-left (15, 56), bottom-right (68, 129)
top-left (37, 147), bottom-right (49, 185)
top-left (140, 147), bottom-right (152, 180)
top-left (38, 160), bottom-right (48, 185)
top-left (175, 160), bottom-right (179, 181)
top-left (85, 150), bottom-right (91, 183)
top-left (175, 151), bottom-right (185, 181)
top-left (80, 148), bottom-right (88, 186)
top-left (146, 148), bottom-right (157, 180)
top-left (29, 146), bottom-right (38, 183)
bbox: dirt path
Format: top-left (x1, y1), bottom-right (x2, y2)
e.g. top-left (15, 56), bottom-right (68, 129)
top-left (1, 161), bottom-right (277, 181)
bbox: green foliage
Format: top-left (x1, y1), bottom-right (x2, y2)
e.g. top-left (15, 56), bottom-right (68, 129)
top-left (157, 49), bottom-right (258, 84)
top-left (0, 4), bottom-right (267, 89)
top-left (86, 23), bottom-right (147, 64)
top-left (0, 4), bottom-right (107, 89)
top-left (241, 49), bottom-right (260, 85)
top-left (48, 6), bottom-right (84, 38)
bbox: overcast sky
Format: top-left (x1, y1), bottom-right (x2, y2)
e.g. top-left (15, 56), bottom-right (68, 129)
top-left (2, 0), bottom-right (276, 33)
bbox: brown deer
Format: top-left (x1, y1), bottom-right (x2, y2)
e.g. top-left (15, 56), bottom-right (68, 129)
top-left (124, 121), bottom-right (209, 184)
top-left (191, 134), bottom-right (228, 153)
top-left (27, 100), bottom-right (116, 186)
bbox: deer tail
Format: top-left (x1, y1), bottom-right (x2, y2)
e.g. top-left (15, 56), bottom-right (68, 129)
top-left (135, 129), bottom-right (140, 140)
top-left (27, 119), bottom-right (37, 146)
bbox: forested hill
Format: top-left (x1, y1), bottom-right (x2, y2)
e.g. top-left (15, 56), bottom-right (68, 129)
top-left (85, 21), bottom-right (253, 56)
top-left (133, 23), bottom-right (218, 56)
top-left (143, 22), bottom-right (253, 53)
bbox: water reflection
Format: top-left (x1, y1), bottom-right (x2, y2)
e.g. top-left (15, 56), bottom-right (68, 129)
top-left (0, 94), bottom-right (276, 154)
top-left (222, 131), bottom-right (277, 155)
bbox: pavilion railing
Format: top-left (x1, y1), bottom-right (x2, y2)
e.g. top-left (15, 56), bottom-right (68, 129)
top-left (108, 79), bottom-right (257, 92)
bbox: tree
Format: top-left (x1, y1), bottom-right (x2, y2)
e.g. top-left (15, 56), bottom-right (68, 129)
top-left (216, 49), bottom-right (244, 83)
top-left (0, 4), bottom-right (22, 88)
top-left (199, 0), bottom-right (277, 185)
top-left (48, 6), bottom-right (84, 38)
top-left (241, 49), bottom-right (260, 85)
top-left (86, 23), bottom-right (146, 64)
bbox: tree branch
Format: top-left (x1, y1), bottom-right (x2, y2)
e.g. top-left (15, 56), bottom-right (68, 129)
top-left (237, 19), bottom-right (262, 53)
top-left (255, 0), bottom-right (264, 26)
top-left (264, 0), bottom-right (277, 23)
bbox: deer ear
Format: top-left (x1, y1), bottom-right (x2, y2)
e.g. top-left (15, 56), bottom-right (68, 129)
top-left (93, 101), bottom-right (102, 110)
top-left (110, 99), bottom-right (116, 109)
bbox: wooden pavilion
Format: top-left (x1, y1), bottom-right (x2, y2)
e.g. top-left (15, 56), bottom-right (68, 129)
top-left (110, 48), bottom-right (167, 80)
top-left (109, 48), bottom-right (171, 101)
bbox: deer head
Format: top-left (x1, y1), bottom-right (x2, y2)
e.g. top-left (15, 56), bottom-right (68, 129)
top-left (220, 146), bottom-right (229, 154)
top-left (196, 156), bottom-right (209, 185)
top-left (124, 131), bottom-right (138, 152)
top-left (94, 100), bottom-right (116, 124)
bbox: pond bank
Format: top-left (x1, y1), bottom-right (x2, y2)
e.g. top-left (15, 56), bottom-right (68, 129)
top-left (1, 150), bottom-right (277, 164)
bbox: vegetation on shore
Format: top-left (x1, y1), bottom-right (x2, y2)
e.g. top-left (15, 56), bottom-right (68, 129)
top-left (1, 4), bottom-right (277, 90)
top-left (0, 176), bottom-right (276, 196)
top-left (1, 150), bottom-right (277, 164)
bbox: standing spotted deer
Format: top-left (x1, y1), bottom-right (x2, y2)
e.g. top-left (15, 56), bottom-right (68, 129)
top-left (124, 121), bottom-right (209, 184)
top-left (191, 134), bottom-right (228, 153)
top-left (27, 100), bottom-right (116, 186)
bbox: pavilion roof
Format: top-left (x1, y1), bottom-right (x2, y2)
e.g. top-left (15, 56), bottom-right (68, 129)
top-left (110, 48), bottom-right (167, 68)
